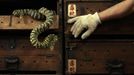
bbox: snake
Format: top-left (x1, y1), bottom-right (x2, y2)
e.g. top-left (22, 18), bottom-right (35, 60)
top-left (12, 7), bottom-right (58, 48)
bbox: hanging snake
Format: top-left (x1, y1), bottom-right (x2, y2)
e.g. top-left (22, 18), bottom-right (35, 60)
top-left (12, 7), bottom-right (58, 48)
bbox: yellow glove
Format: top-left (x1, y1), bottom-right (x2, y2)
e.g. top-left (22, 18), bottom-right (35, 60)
top-left (68, 12), bottom-right (101, 39)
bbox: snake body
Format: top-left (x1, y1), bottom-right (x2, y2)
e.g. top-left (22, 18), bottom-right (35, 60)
top-left (12, 9), bottom-right (45, 20)
top-left (13, 7), bottom-right (58, 48)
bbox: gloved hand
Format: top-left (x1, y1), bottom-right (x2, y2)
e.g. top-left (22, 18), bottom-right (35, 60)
top-left (67, 12), bottom-right (101, 39)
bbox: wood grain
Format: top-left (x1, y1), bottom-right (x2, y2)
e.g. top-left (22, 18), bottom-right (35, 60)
top-left (0, 15), bottom-right (59, 30)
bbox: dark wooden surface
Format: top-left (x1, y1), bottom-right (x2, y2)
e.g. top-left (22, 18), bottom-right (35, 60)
top-left (0, 36), bottom-right (61, 72)
top-left (0, 15), bottom-right (59, 29)
top-left (66, 40), bottom-right (134, 74)
top-left (64, 0), bottom-right (134, 74)
top-left (0, 0), bottom-right (62, 75)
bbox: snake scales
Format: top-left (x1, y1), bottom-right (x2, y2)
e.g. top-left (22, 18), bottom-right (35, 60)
top-left (12, 7), bottom-right (58, 49)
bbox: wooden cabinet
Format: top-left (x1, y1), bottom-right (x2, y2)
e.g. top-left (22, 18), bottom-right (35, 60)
top-left (0, 0), bottom-right (63, 75)
top-left (64, 0), bottom-right (134, 74)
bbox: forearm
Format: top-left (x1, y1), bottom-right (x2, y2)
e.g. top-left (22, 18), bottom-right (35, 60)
top-left (99, 0), bottom-right (134, 21)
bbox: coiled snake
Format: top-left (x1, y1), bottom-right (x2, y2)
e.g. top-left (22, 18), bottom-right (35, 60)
top-left (12, 7), bottom-right (58, 49)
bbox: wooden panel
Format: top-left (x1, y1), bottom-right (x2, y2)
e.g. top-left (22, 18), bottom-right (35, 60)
top-left (0, 0), bottom-right (61, 74)
top-left (0, 16), bottom-right (10, 29)
top-left (66, 40), bottom-right (134, 74)
top-left (0, 35), bottom-right (61, 72)
top-left (0, 15), bottom-right (59, 29)
top-left (0, 56), bottom-right (60, 71)
top-left (0, 37), bottom-right (60, 56)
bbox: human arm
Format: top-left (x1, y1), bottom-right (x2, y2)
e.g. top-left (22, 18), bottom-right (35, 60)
top-left (99, 0), bottom-right (134, 21)
top-left (67, 0), bottom-right (134, 39)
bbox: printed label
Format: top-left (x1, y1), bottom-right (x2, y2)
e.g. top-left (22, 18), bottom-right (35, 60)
top-left (68, 4), bottom-right (77, 17)
top-left (68, 59), bottom-right (76, 73)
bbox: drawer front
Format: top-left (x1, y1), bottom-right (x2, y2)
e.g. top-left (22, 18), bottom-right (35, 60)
top-left (66, 40), bottom-right (134, 74)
